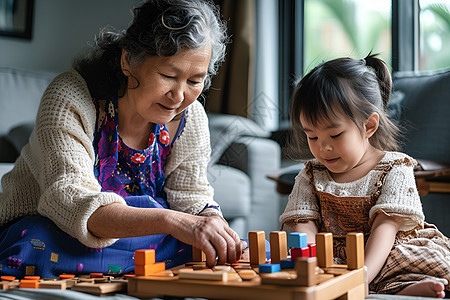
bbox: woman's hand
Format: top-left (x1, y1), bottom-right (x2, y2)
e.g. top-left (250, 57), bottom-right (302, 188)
top-left (88, 203), bottom-right (243, 267)
top-left (166, 212), bottom-right (243, 267)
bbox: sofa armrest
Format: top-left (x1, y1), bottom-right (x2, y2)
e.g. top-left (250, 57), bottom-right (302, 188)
top-left (235, 136), bottom-right (281, 234)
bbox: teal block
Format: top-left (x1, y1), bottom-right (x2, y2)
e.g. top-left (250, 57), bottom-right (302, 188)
top-left (288, 232), bottom-right (307, 248)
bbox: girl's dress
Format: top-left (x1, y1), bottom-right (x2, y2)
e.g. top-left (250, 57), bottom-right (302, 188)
top-left (0, 96), bottom-right (197, 278)
top-left (280, 151), bottom-right (450, 294)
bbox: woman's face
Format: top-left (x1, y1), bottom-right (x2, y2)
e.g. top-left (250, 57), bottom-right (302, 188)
top-left (120, 44), bottom-right (211, 125)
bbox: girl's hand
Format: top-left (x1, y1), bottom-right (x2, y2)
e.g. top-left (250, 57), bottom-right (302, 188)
top-left (167, 212), bottom-right (243, 267)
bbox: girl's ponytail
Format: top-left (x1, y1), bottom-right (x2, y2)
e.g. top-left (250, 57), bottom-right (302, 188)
top-left (364, 53), bottom-right (392, 109)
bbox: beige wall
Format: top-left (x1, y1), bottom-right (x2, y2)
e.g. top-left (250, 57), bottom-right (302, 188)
top-left (0, 0), bottom-right (141, 73)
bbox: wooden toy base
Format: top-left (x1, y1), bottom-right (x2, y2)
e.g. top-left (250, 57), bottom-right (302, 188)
top-left (127, 262), bottom-right (367, 300)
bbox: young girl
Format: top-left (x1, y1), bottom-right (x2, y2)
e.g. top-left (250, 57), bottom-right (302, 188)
top-left (280, 54), bottom-right (450, 298)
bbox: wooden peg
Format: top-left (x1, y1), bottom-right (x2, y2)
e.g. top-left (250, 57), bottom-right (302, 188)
top-left (269, 231), bottom-right (288, 264)
top-left (192, 247), bottom-right (206, 262)
top-left (249, 231), bottom-right (266, 266)
top-left (316, 232), bottom-right (333, 268)
top-left (346, 232), bottom-right (364, 270)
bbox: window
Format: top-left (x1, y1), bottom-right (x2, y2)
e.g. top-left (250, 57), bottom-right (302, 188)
top-left (419, 0), bottom-right (450, 70)
top-left (304, 0), bottom-right (391, 72)
top-left (277, 0), bottom-right (450, 129)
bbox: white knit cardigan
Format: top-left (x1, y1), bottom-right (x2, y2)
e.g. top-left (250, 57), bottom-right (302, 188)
top-left (0, 70), bottom-right (217, 248)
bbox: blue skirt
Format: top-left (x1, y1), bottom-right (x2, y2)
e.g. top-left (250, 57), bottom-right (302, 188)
top-left (0, 196), bottom-right (192, 278)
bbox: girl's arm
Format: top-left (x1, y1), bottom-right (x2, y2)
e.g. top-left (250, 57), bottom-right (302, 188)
top-left (364, 212), bottom-right (401, 283)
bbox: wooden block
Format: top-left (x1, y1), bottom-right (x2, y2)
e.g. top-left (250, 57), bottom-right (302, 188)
top-left (287, 232), bottom-right (307, 248)
top-left (346, 232), bottom-right (364, 270)
top-left (261, 257), bottom-right (317, 286)
top-left (280, 258), bottom-right (296, 269)
top-left (248, 231), bottom-right (266, 266)
top-left (269, 231), bottom-right (288, 264)
top-left (213, 265), bottom-right (231, 272)
top-left (145, 270), bottom-right (174, 278)
top-left (295, 257), bottom-right (317, 286)
top-left (192, 247), bottom-right (206, 262)
top-left (316, 232), bottom-right (333, 268)
top-left (308, 243), bottom-right (316, 257)
top-left (71, 282), bottom-right (127, 295)
top-left (135, 262), bottom-right (166, 276)
top-left (39, 280), bottom-right (67, 290)
top-left (135, 249), bottom-right (155, 265)
top-left (192, 264), bottom-right (209, 270)
top-left (1, 276), bottom-right (16, 282)
top-left (290, 247), bottom-right (309, 261)
top-left (19, 279), bottom-right (39, 289)
top-left (236, 269), bottom-right (258, 281)
top-left (178, 270), bottom-right (228, 282)
top-left (258, 263), bottom-right (281, 273)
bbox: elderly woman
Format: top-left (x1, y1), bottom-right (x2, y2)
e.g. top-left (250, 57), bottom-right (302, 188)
top-left (0, 0), bottom-right (243, 278)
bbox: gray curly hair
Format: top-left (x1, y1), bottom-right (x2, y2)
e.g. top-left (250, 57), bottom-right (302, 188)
top-left (74, 0), bottom-right (228, 100)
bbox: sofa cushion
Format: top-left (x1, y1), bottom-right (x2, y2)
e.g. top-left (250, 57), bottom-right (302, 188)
top-left (208, 113), bottom-right (269, 165)
top-left (0, 67), bottom-right (56, 136)
top-left (392, 68), bottom-right (450, 163)
top-left (6, 122), bottom-right (35, 153)
top-left (207, 164), bottom-right (251, 219)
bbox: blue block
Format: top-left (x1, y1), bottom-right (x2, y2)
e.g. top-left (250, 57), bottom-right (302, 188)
top-left (259, 263), bottom-right (281, 273)
top-left (288, 232), bottom-right (307, 248)
top-left (280, 259), bottom-right (296, 269)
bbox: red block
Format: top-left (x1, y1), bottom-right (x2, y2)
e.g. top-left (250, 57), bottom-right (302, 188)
top-left (308, 243), bottom-right (316, 257)
top-left (291, 247), bottom-right (310, 261)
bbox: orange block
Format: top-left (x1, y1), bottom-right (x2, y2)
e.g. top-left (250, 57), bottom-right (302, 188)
top-left (90, 273), bottom-right (104, 278)
top-left (135, 249), bottom-right (156, 265)
top-left (19, 279), bottom-right (39, 289)
top-left (59, 274), bottom-right (75, 280)
top-left (0, 276), bottom-right (15, 282)
top-left (24, 276), bottom-right (40, 280)
top-left (135, 262), bottom-right (165, 276)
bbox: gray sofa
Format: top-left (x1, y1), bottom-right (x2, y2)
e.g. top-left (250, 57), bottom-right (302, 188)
top-left (389, 67), bottom-right (450, 236)
top-left (0, 66), bottom-right (281, 239)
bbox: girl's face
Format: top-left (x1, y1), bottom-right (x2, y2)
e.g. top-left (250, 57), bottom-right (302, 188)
top-left (300, 111), bottom-right (375, 179)
top-left (120, 44), bottom-right (211, 125)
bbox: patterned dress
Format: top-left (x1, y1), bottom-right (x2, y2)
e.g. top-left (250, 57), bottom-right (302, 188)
top-left (0, 96), bottom-right (195, 278)
top-left (280, 152), bottom-right (450, 294)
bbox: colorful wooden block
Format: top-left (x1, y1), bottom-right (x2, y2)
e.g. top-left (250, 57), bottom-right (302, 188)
top-left (135, 249), bottom-right (155, 265)
top-left (258, 263), bottom-right (281, 273)
top-left (308, 243), bottom-right (316, 257)
top-left (287, 232), bottom-right (307, 249)
top-left (19, 279), bottom-right (39, 289)
top-left (280, 258), bottom-right (296, 269)
top-left (290, 247), bottom-right (309, 261)
top-left (134, 262), bottom-right (166, 276)
top-left (269, 231), bottom-right (288, 264)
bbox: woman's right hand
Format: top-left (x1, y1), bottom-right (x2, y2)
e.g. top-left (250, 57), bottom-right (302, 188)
top-left (166, 211), bottom-right (243, 267)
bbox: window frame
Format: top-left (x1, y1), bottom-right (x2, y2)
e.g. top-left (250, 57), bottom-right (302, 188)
top-left (278, 0), bottom-right (420, 129)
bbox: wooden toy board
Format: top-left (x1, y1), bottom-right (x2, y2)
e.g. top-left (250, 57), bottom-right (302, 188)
top-left (0, 274), bottom-right (128, 296)
top-left (127, 261), bottom-right (367, 300)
